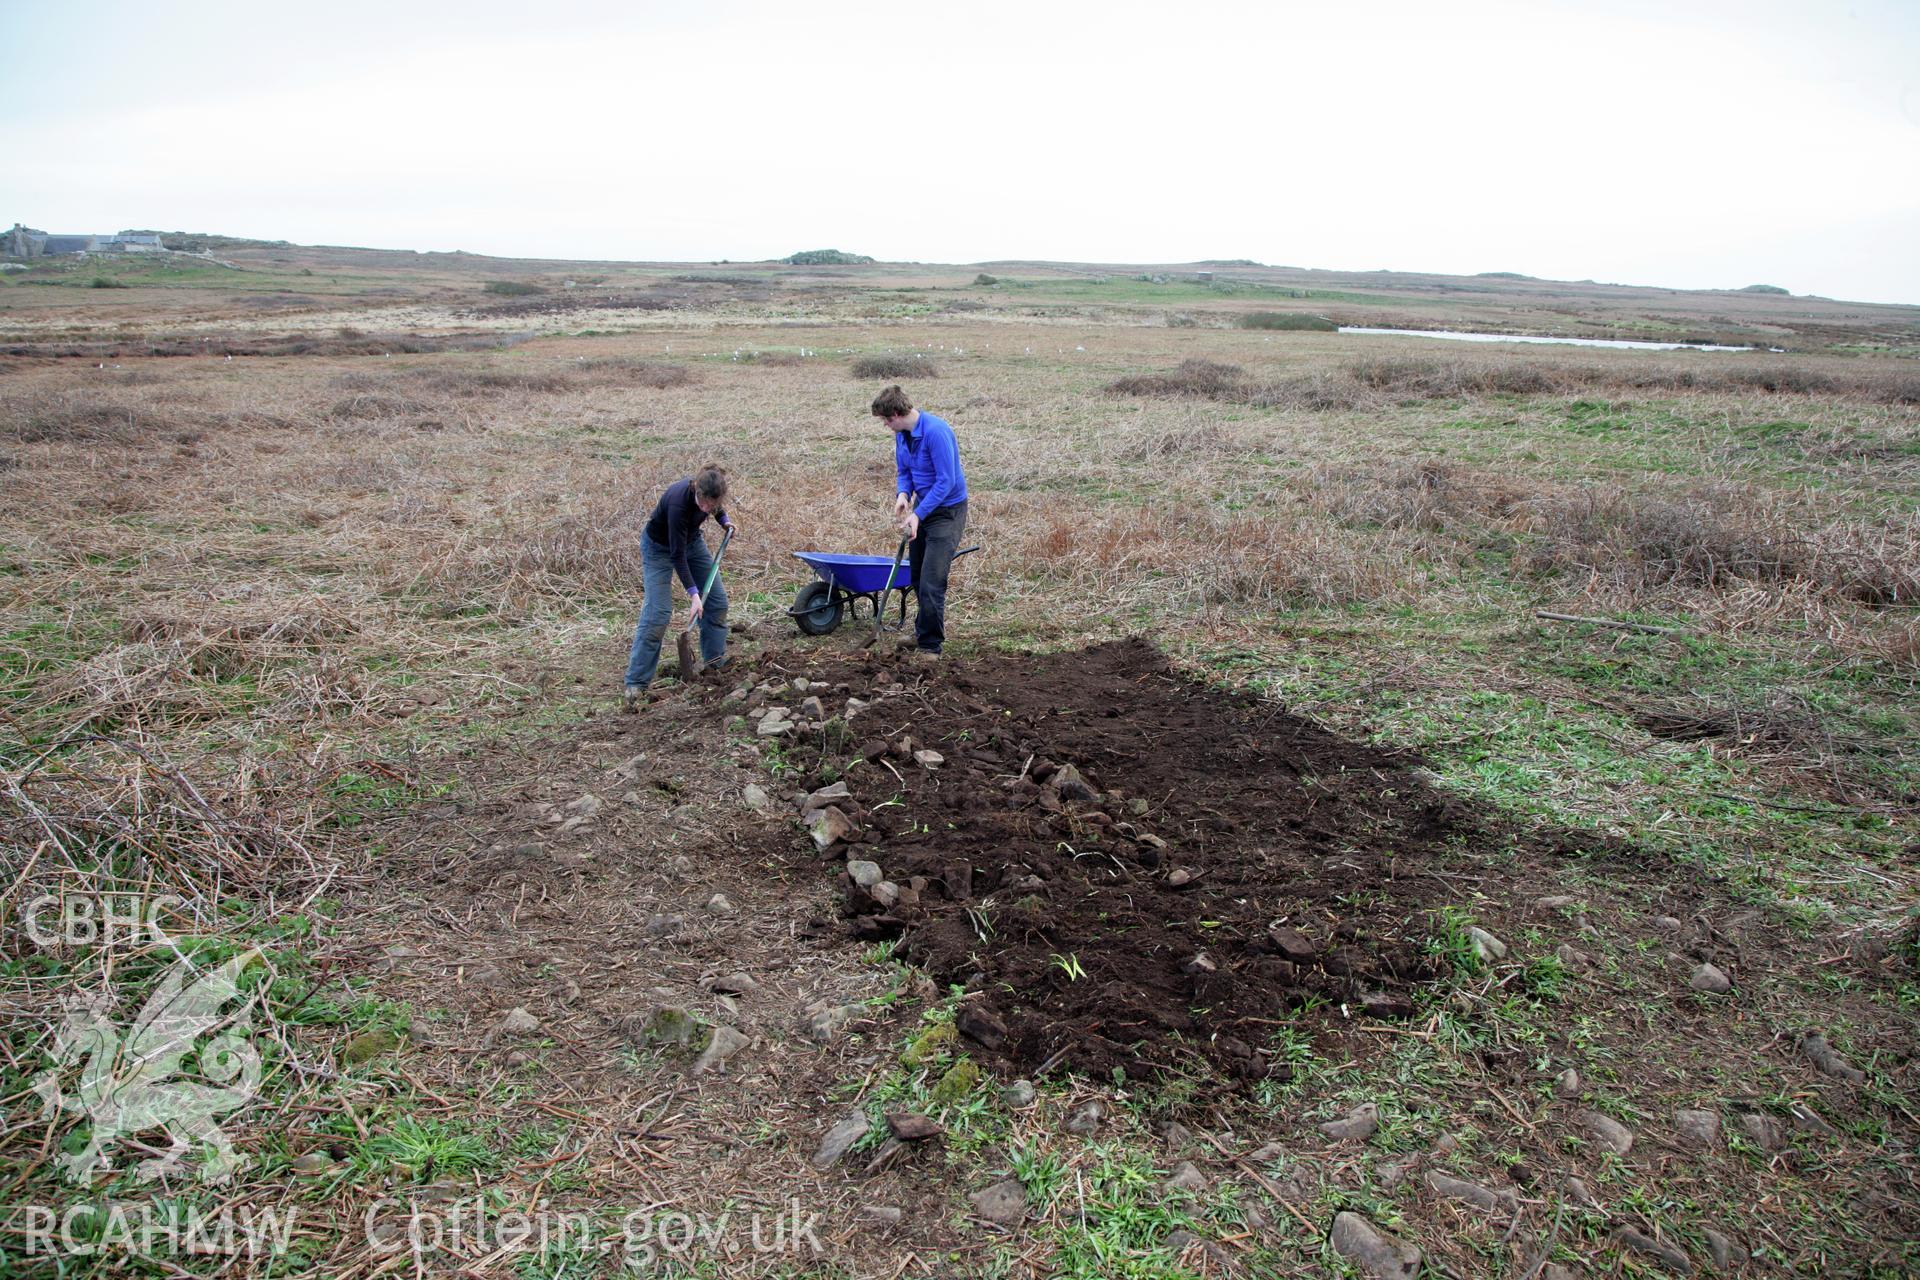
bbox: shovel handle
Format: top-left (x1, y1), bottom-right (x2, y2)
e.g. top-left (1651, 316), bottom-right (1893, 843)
top-left (688, 528), bottom-right (732, 626)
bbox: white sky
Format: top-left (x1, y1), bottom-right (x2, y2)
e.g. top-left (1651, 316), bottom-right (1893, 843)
top-left (5, 0), bottom-right (1919, 304)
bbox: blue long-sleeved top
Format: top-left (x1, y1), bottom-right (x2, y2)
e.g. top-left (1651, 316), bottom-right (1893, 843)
top-left (894, 411), bottom-right (968, 520)
top-left (644, 477), bottom-right (732, 594)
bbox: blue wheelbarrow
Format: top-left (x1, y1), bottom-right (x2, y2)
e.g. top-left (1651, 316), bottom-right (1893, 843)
top-left (788, 546), bottom-right (980, 635)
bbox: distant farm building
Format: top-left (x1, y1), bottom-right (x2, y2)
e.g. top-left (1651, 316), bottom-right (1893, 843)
top-left (3, 225), bottom-right (164, 258)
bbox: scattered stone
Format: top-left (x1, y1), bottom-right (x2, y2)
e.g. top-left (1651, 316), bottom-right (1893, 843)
top-left (1675, 1109), bottom-right (1720, 1147)
top-left (1165, 1228), bottom-right (1230, 1266)
top-left (1136, 832), bottom-right (1168, 852)
top-left (1542, 1267), bottom-right (1578, 1280)
top-left (900, 1022), bottom-right (958, 1068)
top-left (290, 1151), bottom-right (336, 1176)
top-left (339, 1027), bottom-right (399, 1065)
top-left (1536, 895), bottom-right (1579, 910)
top-left (709, 972), bottom-right (758, 996)
top-left (1330, 1211), bottom-right (1421, 1280)
top-left (956, 1004), bottom-right (1009, 1050)
top-left (1375, 1154), bottom-right (1419, 1190)
top-left (1165, 1161), bottom-right (1208, 1194)
top-left (1001, 1079), bottom-right (1036, 1109)
top-left (845, 859), bottom-right (884, 889)
top-left (913, 749), bottom-right (945, 769)
top-left (792, 678), bottom-right (810, 693)
top-left (1652, 914), bottom-right (1684, 932)
top-left (757, 714), bottom-right (792, 737)
top-left (845, 697), bottom-right (870, 718)
top-left (1361, 990), bottom-right (1415, 1018)
top-left (930, 1058), bottom-right (981, 1104)
top-left (1689, 962), bottom-right (1732, 994)
top-left (1801, 1034), bottom-right (1867, 1085)
top-left (692, 1025), bottom-right (748, 1073)
top-left (743, 783), bottom-right (772, 811)
top-left (808, 806), bottom-right (858, 850)
top-left (811, 1112), bottom-right (869, 1170)
top-left (1789, 1101), bottom-right (1838, 1135)
top-left (705, 892), bottom-right (736, 915)
top-left (1160, 1120), bottom-right (1196, 1153)
top-left (887, 1112), bottom-right (945, 1142)
top-left (1555, 943), bottom-right (1589, 969)
top-left (1167, 867), bottom-right (1202, 889)
top-left (869, 880), bottom-right (901, 908)
top-left (1702, 1227), bottom-right (1748, 1272)
top-left (1469, 927), bottom-right (1508, 963)
top-left (1064, 1099), bottom-right (1107, 1135)
top-left (804, 780), bottom-right (851, 810)
top-left (1268, 926), bottom-right (1317, 963)
top-left (1426, 1171), bottom-right (1515, 1212)
top-left (969, 1178), bottom-right (1027, 1227)
top-left (1553, 1068), bottom-right (1582, 1099)
top-left (1579, 1110), bottom-right (1634, 1155)
top-left (1182, 953), bottom-right (1217, 976)
top-left (645, 913), bottom-right (684, 939)
top-left (863, 1204), bottom-right (903, 1226)
top-left (1129, 796), bottom-right (1150, 815)
top-left (1617, 1226), bottom-right (1691, 1273)
top-left (799, 695), bottom-right (825, 720)
top-left (638, 1006), bottom-right (700, 1047)
top-left (1247, 1140), bottom-right (1287, 1164)
top-left (1052, 764), bottom-right (1100, 804)
top-left (1737, 1112), bottom-right (1787, 1150)
top-left (1319, 1101), bottom-right (1379, 1142)
top-left (802, 1002), bottom-right (862, 1043)
top-left (499, 1007), bottom-right (542, 1038)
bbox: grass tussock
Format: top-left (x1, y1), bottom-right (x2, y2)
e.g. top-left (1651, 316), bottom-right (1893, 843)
top-left (852, 354), bottom-right (940, 379)
top-left (1108, 358), bottom-right (1247, 399)
top-left (1237, 311), bottom-right (1337, 331)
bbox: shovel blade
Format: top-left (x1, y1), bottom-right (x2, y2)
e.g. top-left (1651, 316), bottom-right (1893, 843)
top-left (676, 627), bottom-right (703, 678)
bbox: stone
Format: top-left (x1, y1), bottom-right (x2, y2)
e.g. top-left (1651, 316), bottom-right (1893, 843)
top-left (913, 749), bottom-right (944, 769)
top-left (1001, 1079), bottom-right (1036, 1109)
top-left (1556, 943), bottom-right (1588, 969)
top-left (1553, 1068), bottom-right (1582, 1099)
top-left (638, 1006), bottom-right (701, 1047)
top-left (1361, 990), bottom-right (1415, 1018)
top-left (792, 678), bottom-right (810, 693)
top-left (811, 1112), bottom-right (869, 1170)
top-left (800, 695), bottom-right (825, 720)
top-left (1319, 1101), bottom-right (1379, 1142)
top-left (1269, 926), bottom-right (1317, 963)
top-left (692, 1025), bottom-right (748, 1073)
top-left (1789, 1101), bottom-right (1838, 1135)
top-left (1247, 1140), bottom-right (1287, 1164)
top-left (1064, 1099), bottom-right (1107, 1135)
top-left (969, 1178), bottom-right (1027, 1226)
top-left (808, 806), bottom-right (857, 849)
top-left (1165, 1161), bottom-right (1208, 1194)
top-left (1375, 1155), bottom-right (1418, 1190)
top-left (1652, 914), bottom-right (1684, 933)
top-left (1052, 763), bottom-right (1099, 804)
top-left (705, 892), bottom-right (736, 915)
top-left (1689, 962), bottom-right (1732, 994)
top-left (339, 1027), bottom-right (399, 1065)
top-left (804, 780), bottom-right (851, 810)
top-left (1542, 1268), bottom-right (1578, 1280)
top-left (1425, 1171), bottom-right (1514, 1213)
top-left (956, 1004), bottom-right (1010, 1050)
top-left (869, 880), bottom-right (901, 908)
top-left (1579, 1109), bottom-right (1634, 1155)
top-left (863, 1205), bottom-right (903, 1226)
top-left (845, 697), bottom-right (871, 718)
top-left (645, 913), bottom-right (684, 939)
top-left (743, 783), bottom-right (772, 811)
top-left (1167, 867), bottom-right (1202, 889)
top-left (1536, 895), bottom-right (1579, 910)
top-left (1617, 1226), bottom-right (1691, 1273)
top-left (1675, 1109), bottom-right (1720, 1147)
top-left (886, 1112), bottom-right (945, 1141)
top-left (1737, 1112), bottom-right (1787, 1150)
top-left (1702, 1227), bottom-right (1748, 1272)
top-left (499, 1007), bottom-right (542, 1038)
top-left (1469, 927), bottom-right (1508, 963)
top-left (1330, 1211), bottom-right (1421, 1280)
top-left (1801, 1034), bottom-right (1867, 1084)
top-left (1565, 1176), bottom-right (1600, 1209)
top-left (803, 1002), bottom-right (862, 1043)
top-left (709, 972), bottom-right (758, 996)
top-left (290, 1151), bottom-right (336, 1175)
top-left (845, 859), bottom-right (884, 889)
top-left (756, 713), bottom-right (792, 737)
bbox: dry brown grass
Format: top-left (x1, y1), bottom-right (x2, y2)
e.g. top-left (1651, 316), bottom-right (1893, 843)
top-left (851, 354), bottom-right (940, 379)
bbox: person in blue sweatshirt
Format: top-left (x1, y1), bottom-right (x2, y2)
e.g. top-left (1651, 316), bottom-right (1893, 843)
top-left (872, 384), bottom-right (968, 657)
top-left (625, 463), bottom-right (734, 703)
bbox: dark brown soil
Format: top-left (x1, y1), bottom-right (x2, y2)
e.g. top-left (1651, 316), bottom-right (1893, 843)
top-left (733, 638), bottom-right (1607, 1083)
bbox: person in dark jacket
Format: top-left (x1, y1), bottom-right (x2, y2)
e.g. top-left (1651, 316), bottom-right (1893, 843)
top-left (625, 464), bottom-right (734, 702)
top-left (873, 384), bottom-right (968, 657)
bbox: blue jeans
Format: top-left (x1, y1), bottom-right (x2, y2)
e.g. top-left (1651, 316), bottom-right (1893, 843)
top-left (625, 535), bottom-right (728, 688)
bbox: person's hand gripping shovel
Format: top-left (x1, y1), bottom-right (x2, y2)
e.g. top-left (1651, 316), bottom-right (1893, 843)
top-left (676, 527), bottom-right (733, 678)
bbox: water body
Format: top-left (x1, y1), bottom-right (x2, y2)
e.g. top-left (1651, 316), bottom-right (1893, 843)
top-left (1339, 326), bottom-right (1756, 352)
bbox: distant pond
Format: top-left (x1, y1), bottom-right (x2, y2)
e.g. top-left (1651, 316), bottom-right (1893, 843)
top-left (1338, 326), bottom-right (1759, 352)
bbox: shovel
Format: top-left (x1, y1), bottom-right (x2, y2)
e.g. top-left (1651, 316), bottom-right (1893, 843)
top-left (676, 527), bottom-right (732, 679)
top-left (861, 533), bottom-right (911, 649)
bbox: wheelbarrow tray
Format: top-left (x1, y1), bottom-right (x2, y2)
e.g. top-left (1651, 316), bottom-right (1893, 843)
top-left (793, 551), bottom-right (912, 594)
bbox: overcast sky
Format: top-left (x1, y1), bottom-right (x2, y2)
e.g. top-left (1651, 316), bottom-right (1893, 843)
top-left (5, 0), bottom-right (1918, 304)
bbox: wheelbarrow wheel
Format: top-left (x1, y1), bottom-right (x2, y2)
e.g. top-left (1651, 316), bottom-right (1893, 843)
top-left (793, 582), bottom-right (843, 636)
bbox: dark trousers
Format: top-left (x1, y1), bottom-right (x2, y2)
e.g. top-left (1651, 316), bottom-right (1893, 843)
top-left (909, 501), bottom-right (967, 652)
